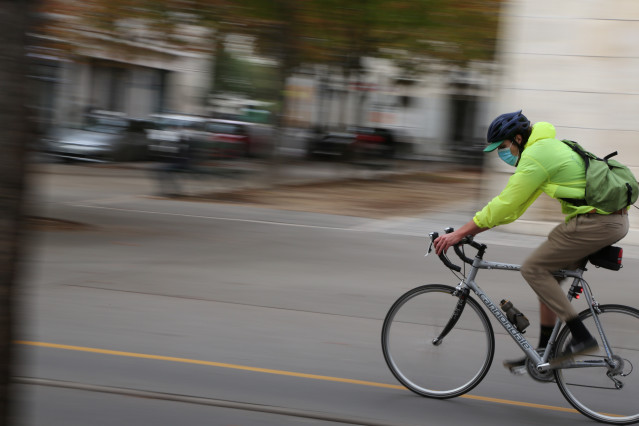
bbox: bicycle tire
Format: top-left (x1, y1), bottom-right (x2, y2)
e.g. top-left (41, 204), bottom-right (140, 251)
top-left (554, 304), bottom-right (639, 424)
top-left (381, 284), bottom-right (495, 399)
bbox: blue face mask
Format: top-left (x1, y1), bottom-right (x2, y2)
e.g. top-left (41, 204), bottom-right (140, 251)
top-left (498, 147), bottom-right (519, 166)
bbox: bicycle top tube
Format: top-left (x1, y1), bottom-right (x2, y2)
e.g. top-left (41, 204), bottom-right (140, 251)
top-left (427, 228), bottom-right (583, 280)
top-left (473, 258), bottom-right (584, 279)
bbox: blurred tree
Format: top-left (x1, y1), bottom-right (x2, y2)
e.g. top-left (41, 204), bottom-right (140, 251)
top-left (35, 0), bottom-right (502, 113)
top-left (231, 0), bottom-right (502, 76)
top-left (0, 0), bottom-right (32, 423)
top-left (212, 47), bottom-right (280, 102)
top-left (199, 0), bottom-right (502, 127)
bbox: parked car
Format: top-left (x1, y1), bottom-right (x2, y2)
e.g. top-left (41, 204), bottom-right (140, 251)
top-left (147, 114), bottom-right (274, 161)
top-left (146, 114), bottom-right (207, 161)
top-left (43, 112), bottom-right (153, 162)
top-left (182, 118), bottom-right (274, 160)
top-left (306, 126), bottom-right (397, 161)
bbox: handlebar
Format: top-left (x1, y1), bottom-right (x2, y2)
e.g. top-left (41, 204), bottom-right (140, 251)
top-left (428, 228), bottom-right (487, 272)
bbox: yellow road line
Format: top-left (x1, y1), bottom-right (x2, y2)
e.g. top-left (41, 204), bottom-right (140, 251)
top-left (460, 394), bottom-right (576, 413)
top-left (16, 340), bottom-right (577, 414)
top-left (16, 340), bottom-right (402, 390)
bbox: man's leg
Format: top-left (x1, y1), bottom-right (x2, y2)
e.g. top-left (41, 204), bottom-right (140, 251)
top-left (514, 213), bottom-right (628, 366)
top-left (522, 214), bottom-right (627, 321)
top-left (539, 302), bottom-right (556, 326)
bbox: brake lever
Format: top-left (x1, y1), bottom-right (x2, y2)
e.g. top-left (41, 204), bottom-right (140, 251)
top-left (426, 227), bottom-right (452, 258)
top-left (425, 231), bottom-right (438, 257)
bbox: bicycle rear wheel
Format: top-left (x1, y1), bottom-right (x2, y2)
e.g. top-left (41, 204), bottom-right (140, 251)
top-left (554, 304), bottom-right (639, 424)
top-left (381, 284), bottom-right (494, 398)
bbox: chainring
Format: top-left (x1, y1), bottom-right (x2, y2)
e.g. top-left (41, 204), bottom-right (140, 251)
top-left (526, 348), bottom-right (554, 383)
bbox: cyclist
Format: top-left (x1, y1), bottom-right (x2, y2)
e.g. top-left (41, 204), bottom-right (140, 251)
top-left (433, 110), bottom-right (629, 372)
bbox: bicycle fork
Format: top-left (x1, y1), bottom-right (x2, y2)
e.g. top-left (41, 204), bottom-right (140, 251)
top-left (431, 286), bottom-right (471, 346)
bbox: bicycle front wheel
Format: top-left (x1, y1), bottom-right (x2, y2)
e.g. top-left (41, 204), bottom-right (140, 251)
top-left (381, 284), bottom-right (495, 398)
top-left (554, 304), bottom-right (639, 424)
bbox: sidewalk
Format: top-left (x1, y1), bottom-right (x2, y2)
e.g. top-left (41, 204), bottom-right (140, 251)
top-left (30, 157), bottom-right (457, 192)
top-left (30, 158), bottom-right (639, 247)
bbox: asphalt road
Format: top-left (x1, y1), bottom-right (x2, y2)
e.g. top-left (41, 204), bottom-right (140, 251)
top-left (12, 163), bottom-right (639, 425)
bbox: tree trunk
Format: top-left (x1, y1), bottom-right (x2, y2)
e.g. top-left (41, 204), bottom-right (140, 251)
top-left (0, 1), bottom-right (31, 423)
top-left (264, 0), bottom-right (295, 184)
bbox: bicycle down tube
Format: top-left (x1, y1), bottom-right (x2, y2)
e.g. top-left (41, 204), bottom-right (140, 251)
top-left (459, 259), bottom-right (544, 369)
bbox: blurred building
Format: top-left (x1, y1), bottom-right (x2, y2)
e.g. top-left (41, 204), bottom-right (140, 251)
top-left (30, 6), bottom-right (499, 163)
top-left (285, 59), bottom-right (497, 163)
top-left (29, 10), bottom-right (213, 127)
top-left (484, 1), bottom-right (639, 242)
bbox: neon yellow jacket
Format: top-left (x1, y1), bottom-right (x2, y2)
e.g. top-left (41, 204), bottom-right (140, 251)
top-left (473, 122), bottom-right (600, 229)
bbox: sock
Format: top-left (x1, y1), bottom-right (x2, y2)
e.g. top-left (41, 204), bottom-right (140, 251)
top-left (538, 325), bottom-right (554, 348)
top-left (566, 317), bottom-right (591, 341)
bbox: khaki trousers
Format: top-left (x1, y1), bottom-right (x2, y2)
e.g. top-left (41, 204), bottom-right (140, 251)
top-left (520, 213), bottom-right (629, 322)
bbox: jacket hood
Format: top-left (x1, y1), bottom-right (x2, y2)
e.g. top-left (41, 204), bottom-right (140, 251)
top-left (525, 122), bottom-right (556, 149)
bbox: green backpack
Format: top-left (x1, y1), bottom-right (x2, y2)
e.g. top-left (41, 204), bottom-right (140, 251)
top-left (561, 140), bottom-right (638, 212)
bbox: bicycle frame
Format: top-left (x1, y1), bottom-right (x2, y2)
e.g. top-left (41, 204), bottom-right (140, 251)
top-left (384, 232), bottom-right (638, 422)
top-left (459, 256), bottom-right (612, 373)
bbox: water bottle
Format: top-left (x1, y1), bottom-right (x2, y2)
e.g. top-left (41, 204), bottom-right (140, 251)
top-left (500, 299), bottom-right (530, 333)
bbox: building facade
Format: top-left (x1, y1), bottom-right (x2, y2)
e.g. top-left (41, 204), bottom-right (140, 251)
top-left (285, 59), bottom-right (496, 162)
top-left (30, 13), bottom-right (213, 128)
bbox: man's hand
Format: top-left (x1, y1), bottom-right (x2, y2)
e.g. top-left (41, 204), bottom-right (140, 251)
top-left (433, 231), bottom-right (464, 255)
top-left (432, 220), bottom-right (487, 256)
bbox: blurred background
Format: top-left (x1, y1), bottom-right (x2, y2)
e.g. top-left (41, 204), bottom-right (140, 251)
top-left (3, 0), bottom-right (639, 424)
top-left (27, 0), bottom-right (502, 166)
top-left (24, 1), bottom-right (639, 229)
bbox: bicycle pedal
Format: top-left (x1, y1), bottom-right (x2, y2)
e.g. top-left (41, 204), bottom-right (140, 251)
top-left (508, 365), bottom-right (527, 376)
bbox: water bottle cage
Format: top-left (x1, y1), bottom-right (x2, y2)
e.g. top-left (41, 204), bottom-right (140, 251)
top-left (501, 300), bottom-right (530, 333)
top-left (511, 313), bottom-right (530, 333)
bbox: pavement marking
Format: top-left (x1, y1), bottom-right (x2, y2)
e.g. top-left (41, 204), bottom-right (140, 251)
top-left (16, 340), bottom-right (578, 415)
top-left (66, 200), bottom-right (639, 254)
top-left (17, 340), bottom-right (400, 389)
top-left (69, 204), bottom-right (358, 232)
top-left (69, 202), bottom-right (437, 237)
top-left (69, 195), bottom-right (141, 206)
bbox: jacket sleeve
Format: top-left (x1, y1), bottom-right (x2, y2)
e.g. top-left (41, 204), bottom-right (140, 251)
top-left (473, 155), bottom-right (549, 229)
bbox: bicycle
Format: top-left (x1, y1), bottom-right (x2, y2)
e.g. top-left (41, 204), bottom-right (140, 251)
top-left (381, 227), bottom-right (639, 424)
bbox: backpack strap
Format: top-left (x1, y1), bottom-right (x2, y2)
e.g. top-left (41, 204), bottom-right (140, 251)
top-left (604, 151), bottom-right (618, 161)
top-left (560, 140), bottom-right (588, 207)
top-left (562, 140), bottom-right (591, 166)
top-left (561, 198), bottom-right (588, 207)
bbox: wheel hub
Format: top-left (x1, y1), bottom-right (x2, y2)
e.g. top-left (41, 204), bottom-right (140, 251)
top-left (606, 354), bottom-right (623, 374)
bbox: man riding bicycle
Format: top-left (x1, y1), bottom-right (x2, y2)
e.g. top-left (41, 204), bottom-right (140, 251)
top-left (433, 110), bottom-right (629, 372)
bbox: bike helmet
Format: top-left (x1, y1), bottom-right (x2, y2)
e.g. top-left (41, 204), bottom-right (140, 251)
top-left (484, 110), bottom-right (531, 152)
